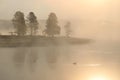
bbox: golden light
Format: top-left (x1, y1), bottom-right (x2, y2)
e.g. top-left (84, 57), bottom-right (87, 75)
top-left (84, 0), bottom-right (108, 6)
top-left (89, 75), bottom-right (108, 80)
top-left (88, 0), bottom-right (105, 3)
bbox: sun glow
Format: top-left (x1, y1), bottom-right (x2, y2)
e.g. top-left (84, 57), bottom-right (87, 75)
top-left (89, 76), bottom-right (108, 80)
top-left (85, 0), bottom-right (108, 6)
top-left (89, 0), bottom-right (105, 3)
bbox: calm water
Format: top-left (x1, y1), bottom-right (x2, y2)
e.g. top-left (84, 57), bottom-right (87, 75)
top-left (0, 39), bottom-right (120, 80)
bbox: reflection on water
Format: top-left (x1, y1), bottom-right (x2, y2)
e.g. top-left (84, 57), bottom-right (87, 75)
top-left (28, 49), bottom-right (38, 72)
top-left (13, 48), bottom-right (27, 69)
top-left (46, 47), bottom-right (59, 69)
top-left (0, 40), bottom-right (120, 80)
top-left (13, 47), bottom-right (38, 72)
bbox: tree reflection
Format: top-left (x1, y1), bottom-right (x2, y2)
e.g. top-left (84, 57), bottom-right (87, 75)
top-left (28, 48), bottom-right (38, 72)
top-left (13, 48), bottom-right (27, 69)
top-left (46, 47), bottom-right (59, 69)
top-left (13, 47), bottom-right (38, 72)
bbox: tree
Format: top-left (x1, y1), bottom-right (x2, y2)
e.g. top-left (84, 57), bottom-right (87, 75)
top-left (64, 21), bottom-right (72, 37)
top-left (12, 11), bottom-right (27, 36)
top-left (27, 12), bottom-right (39, 36)
top-left (45, 12), bottom-right (60, 37)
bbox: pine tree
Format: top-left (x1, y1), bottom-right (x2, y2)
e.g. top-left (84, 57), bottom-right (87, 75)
top-left (64, 21), bottom-right (72, 37)
top-left (27, 12), bottom-right (39, 36)
top-left (12, 11), bottom-right (27, 36)
top-left (45, 12), bottom-right (60, 37)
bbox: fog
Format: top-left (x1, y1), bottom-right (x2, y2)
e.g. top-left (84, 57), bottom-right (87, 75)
top-left (0, 0), bottom-right (120, 80)
top-left (0, 0), bottom-right (120, 20)
top-left (0, 45), bottom-right (120, 80)
top-left (0, 0), bottom-right (120, 40)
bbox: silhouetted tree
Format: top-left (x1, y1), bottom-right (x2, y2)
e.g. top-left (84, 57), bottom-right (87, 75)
top-left (27, 12), bottom-right (39, 36)
top-left (45, 12), bottom-right (60, 37)
top-left (12, 11), bottom-right (27, 36)
top-left (64, 21), bottom-right (72, 37)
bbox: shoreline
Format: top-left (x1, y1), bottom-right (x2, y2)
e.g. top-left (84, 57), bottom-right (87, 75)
top-left (0, 35), bottom-right (92, 47)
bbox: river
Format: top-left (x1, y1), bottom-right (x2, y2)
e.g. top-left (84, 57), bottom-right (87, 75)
top-left (0, 38), bottom-right (120, 80)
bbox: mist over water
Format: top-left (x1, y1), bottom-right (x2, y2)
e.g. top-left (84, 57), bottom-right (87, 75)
top-left (0, 0), bottom-right (120, 79)
top-left (0, 46), bottom-right (74, 80)
top-left (0, 19), bottom-right (120, 80)
top-left (0, 17), bottom-right (120, 80)
top-left (0, 37), bottom-right (120, 80)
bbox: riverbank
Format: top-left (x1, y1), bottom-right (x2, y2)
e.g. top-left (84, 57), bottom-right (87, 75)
top-left (0, 35), bottom-right (92, 47)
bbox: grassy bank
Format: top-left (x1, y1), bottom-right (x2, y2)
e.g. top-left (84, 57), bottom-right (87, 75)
top-left (0, 35), bottom-right (92, 47)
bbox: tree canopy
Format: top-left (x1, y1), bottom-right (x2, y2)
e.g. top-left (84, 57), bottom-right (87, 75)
top-left (12, 11), bottom-right (27, 36)
top-left (45, 12), bottom-right (61, 37)
top-left (12, 11), bottom-right (62, 37)
top-left (27, 12), bottom-right (39, 36)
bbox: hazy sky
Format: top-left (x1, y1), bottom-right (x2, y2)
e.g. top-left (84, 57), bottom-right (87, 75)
top-left (0, 0), bottom-right (120, 20)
